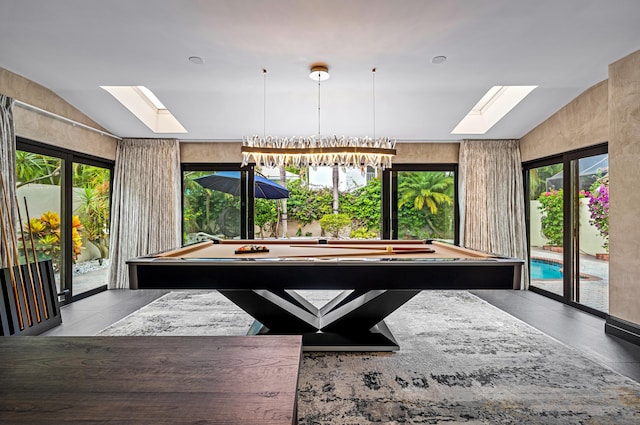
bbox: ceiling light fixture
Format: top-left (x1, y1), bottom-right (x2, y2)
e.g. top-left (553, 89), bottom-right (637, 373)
top-left (309, 63), bottom-right (330, 81)
top-left (241, 64), bottom-right (396, 169)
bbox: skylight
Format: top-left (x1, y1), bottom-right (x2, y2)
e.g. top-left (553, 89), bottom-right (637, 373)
top-left (101, 86), bottom-right (187, 134)
top-left (451, 85), bottom-right (537, 135)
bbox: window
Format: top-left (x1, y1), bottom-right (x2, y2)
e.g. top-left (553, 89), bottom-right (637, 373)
top-left (525, 144), bottom-right (609, 314)
top-left (16, 138), bottom-right (114, 302)
top-left (387, 165), bottom-right (458, 242)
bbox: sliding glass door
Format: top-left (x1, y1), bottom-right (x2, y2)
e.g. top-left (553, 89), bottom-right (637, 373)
top-left (16, 138), bottom-right (114, 302)
top-left (528, 160), bottom-right (564, 297)
top-left (525, 145), bottom-right (608, 314)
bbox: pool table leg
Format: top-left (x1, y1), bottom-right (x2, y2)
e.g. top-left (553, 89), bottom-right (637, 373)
top-left (218, 288), bottom-right (422, 351)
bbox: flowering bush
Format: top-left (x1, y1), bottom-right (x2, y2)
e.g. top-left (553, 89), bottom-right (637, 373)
top-left (538, 189), bottom-right (588, 247)
top-left (587, 183), bottom-right (609, 251)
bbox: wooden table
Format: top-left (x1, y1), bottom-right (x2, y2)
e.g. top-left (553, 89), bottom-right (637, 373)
top-left (128, 239), bottom-right (523, 351)
top-left (0, 335), bottom-right (302, 424)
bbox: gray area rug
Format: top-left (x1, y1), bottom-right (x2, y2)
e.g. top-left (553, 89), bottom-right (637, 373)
top-left (98, 290), bottom-right (640, 424)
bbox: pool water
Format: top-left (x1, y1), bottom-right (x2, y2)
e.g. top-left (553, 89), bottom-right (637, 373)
top-left (530, 259), bottom-right (563, 280)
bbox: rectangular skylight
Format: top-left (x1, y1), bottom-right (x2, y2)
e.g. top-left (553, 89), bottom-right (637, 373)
top-left (101, 85), bottom-right (187, 134)
top-left (451, 85), bottom-right (537, 134)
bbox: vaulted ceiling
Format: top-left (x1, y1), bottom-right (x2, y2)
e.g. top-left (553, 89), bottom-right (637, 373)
top-left (1, 0), bottom-right (639, 142)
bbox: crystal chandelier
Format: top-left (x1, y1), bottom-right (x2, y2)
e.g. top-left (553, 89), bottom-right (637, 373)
top-left (241, 64), bottom-right (396, 169)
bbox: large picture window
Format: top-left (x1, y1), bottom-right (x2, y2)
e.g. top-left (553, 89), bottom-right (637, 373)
top-left (387, 164), bottom-right (458, 243)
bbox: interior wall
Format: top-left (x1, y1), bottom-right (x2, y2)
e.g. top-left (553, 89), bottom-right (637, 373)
top-left (520, 80), bottom-right (608, 162)
top-left (0, 67), bottom-right (117, 160)
top-left (608, 50), bottom-right (640, 325)
top-left (521, 49), bottom-right (640, 328)
top-left (180, 141), bottom-right (460, 164)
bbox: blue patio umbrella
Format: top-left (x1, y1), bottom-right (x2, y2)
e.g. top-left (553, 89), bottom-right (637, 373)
top-left (194, 171), bottom-right (290, 199)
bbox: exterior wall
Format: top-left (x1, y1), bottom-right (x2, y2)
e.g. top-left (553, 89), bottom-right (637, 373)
top-left (530, 200), bottom-right (607, 256)
top-left (520, 81), bottom-right (608, 162)
top-left (0, 67), bottom-right (117, 160)
top-left (608, 50), bottom-right (640, 324)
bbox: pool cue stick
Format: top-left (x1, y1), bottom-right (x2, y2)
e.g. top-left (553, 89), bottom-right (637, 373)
top-left (24, 197), bottom-right (48, 319)
top-left (16, 195), bottom-right (41, 322)
top-left (290, 244), bottom-right (432, 251)
top-left (280, 248), bottom-right (436, 258)
top-left (0, 174), bottom-right (32, 327)
top-left (0, 187), bottom-right (24, 329)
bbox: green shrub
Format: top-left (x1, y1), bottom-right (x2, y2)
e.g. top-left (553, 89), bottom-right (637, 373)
top-left (538, 189), bottom-right (564, 246)
top-left (319, 213), bottom-right (351, 238)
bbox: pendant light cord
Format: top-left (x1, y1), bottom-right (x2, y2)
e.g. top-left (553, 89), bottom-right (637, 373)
top-left (263, 68), bottom-right (267, 139)
top-left (317, 73), bottom-right (321, 137)
top-left (372, 67), bottom-right (376, 140)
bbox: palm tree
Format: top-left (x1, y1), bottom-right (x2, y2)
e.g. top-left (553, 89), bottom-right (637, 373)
top-left (15, 151), bottom-right (60, 187)
top-left (398, 171), bottom-right (454, 236)
top-left (398, 171), bottom-right (454, 214)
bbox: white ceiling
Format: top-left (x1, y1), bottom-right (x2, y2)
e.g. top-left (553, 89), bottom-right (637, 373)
top-left (1, 0), bottom-right (639, 142)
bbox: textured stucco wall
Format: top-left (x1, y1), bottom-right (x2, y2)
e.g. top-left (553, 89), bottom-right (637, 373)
top-left (180, 141), bottom-right (460, 164)
top-left (608, 50), bottom-right (640, 324)
top-left (0, 67), bottom-right (117, 160)
top-left (520, 81), bottom-right (608, 162)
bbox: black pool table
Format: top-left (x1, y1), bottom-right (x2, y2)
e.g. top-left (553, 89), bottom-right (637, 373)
top-left (128, 239), bottom-right (523, 351)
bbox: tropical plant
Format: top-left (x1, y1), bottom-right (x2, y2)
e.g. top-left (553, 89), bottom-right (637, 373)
top-left (26, 211), bottom-right (83, 271)
top-left (75, 182), bottom-right (110, 264)
top-left (15, 151), bottom-right (61, 187)
top-left (397, 171), bottom-right (454, 237)
top-left (319, 213), bottom-right (351, 238)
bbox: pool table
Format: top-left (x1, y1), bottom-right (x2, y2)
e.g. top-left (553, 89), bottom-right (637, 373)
top-left (128, 239), bottom-right (523, 351)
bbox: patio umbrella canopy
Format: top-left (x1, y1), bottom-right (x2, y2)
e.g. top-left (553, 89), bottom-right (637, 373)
top-left (194, 171), bottom-right (290, 199)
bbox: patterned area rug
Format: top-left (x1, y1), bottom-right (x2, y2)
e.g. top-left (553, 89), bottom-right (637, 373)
top-left (98, 290), bottom-right (640, 424)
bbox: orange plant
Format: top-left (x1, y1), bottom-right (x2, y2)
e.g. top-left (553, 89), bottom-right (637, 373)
top-left (25, 211), bottom-right (83, 269)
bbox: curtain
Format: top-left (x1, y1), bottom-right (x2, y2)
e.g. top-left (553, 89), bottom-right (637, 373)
top-left (0, 94), bottom-right (18, 268)
top-left (458, 140), bottom-right (529, 289)
top-left (108, 139), bottom-right (181, 289)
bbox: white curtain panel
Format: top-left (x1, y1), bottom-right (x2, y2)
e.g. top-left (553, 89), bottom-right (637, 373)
top-left (108, 139), bottom-right (181, 289)
top-left (458, 139), bottom-right (529, 289)
top-left (0, 94), bottom-right (18, 268)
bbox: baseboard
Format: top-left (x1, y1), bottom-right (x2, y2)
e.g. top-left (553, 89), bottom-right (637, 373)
top-left (605, 316), bottom-right (640, 346)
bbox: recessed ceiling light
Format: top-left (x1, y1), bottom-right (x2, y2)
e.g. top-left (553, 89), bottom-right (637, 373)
top-left (101, 85), bottom-right (187, 133)
top-left (431, 55), bottom-right (447, 64)
top-left (451, 85), bottom-right (537, 134)
top-left (188, 56), bottom-right (204, 65)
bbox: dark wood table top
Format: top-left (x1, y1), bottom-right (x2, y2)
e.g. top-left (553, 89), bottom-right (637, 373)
top-left (0, 335), bottom-right (302, 424)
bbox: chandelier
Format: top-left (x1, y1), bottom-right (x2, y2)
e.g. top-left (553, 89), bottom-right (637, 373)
top-left (241, 64), bottom-right (396, 169)
top-left (241, 135), bottom-right (396, 168)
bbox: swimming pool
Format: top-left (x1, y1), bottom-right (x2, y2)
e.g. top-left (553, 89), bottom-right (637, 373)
top-left (530, 259), bottom-right (563, 280)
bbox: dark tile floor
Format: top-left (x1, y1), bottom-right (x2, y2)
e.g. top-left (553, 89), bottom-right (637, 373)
top-left (43, 288), bottom-right (640, 383)
top-left (472, 289), bottom-right (640, 383)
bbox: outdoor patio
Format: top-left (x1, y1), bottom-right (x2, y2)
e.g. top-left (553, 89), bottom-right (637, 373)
top-left (530, 247), bottom-right (609, 312)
